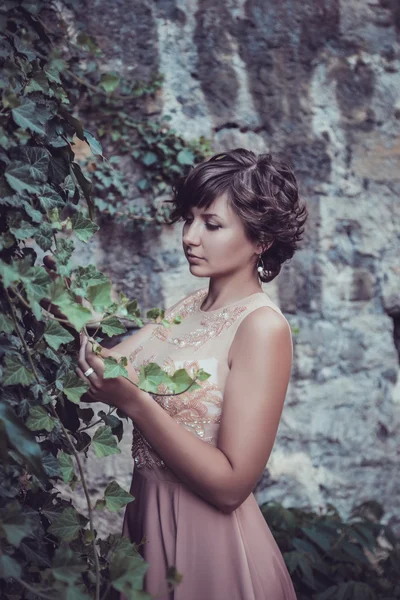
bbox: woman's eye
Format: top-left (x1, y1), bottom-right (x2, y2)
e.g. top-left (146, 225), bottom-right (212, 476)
top-left (205, 223), bottom-right (220, 231)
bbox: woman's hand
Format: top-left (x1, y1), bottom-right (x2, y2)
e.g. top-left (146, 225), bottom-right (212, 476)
top-left (76, 334), bottom-right (140, 410)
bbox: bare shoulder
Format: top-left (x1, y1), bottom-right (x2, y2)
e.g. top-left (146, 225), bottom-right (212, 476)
top-left (229, 306), bottom-right (292, 367)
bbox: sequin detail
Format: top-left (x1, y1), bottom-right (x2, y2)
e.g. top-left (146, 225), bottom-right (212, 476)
top-left (131, 357), bottom-right (223, 469)
top-left (151, 288), bottom-right (248, 351)
top-left (151, 289), bottom-right (206, 342)
top-left (128, 344), bottom-right (143, 365)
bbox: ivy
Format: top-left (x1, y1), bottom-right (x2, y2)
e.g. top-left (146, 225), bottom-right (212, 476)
top-left (0, 2), bottom-right (209, 599)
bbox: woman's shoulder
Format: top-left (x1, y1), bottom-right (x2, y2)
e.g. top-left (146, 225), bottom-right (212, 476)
top-left (238, 292), bottom-right (291, 336)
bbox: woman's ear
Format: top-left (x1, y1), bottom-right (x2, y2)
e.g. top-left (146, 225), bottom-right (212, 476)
top-left (256, 240), bottom-right (273, 255)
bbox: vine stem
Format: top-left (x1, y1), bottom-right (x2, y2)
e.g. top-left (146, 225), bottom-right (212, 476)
top-left (5, 289), bottom-right (102, 600)
top-left (16, 578), bottom-right (56, 600)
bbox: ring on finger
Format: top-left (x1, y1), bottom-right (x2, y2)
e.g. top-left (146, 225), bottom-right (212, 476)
top-left (84, 367), bottom-right (95, 377)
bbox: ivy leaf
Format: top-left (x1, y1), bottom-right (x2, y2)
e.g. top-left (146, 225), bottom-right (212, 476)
top-left (138, 362), bottom-right (169, 393)
top-left (0, 554), bottom-right (22, 580)
top-left (3, 356), bottom-right (35, 387)
top-left (34, 222), bottom-right (54, 251)
top-left (0, 314), bottom-right (14, 334)
top-left (44, 320), bottom-right (74, 350)
top-left (195, 368), bottom-right (211, 382)
top-left (110, 550), bottom-right (149, 597)
top-left (86, 281), bottom-right (112, 312)
top-left (101, 316), bottom-right (126, 337)
top-left (83, 129), bottom-right (102, 156)
top-left (73, 264), bottom-right (109, 290)
top-left (58, 451), bottom-right (75, 484)
top-left (37, 183), bottom-right (65, 211)
top-left (62, 372), bottom-right (89, 404)
top-left (177, 148), bottom-right (195, 165)
top-left (0, 403), bottom-right (46, 481)
top-left (71, 211), bottom-right (99, 243)
top-left (103, 356), bottom-right (128, 379)
top-left (48, 507), bottom-right (82, 542)
top-left (26, 406), bottom-right (55, 432)
top-left (103, 480), bottom-right (135, 512)
top-left (42, 451), bottom-right (61, 478)
top-left (52, 543), bottom-right (87, 583)
top-left (1, 503), bottom-right (33, 547)
top-left (92, 426), bottom-right (121, 458)
top-left (5, 161), bottom-right (42, 194)
top-left (11, 98), bottom-right (50, 135)
top-left (53, 292), bottom-right (93, 331)
top-left (142, 151), bottom-right (158, 166)
top-left (169, 368), bottom-right (200, 394)
top-left (99, 72), bottom-right (120, 92)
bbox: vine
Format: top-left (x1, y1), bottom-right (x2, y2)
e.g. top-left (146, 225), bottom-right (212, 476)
top-left (0, 1), bottom-right (210, 598)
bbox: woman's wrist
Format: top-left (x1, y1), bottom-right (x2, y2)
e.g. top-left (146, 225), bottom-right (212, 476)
top-left (114, 376), bottom-right (150, 420)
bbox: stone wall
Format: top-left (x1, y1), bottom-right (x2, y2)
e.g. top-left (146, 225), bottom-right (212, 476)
top-left (67, 0), bottom-right (400, 537)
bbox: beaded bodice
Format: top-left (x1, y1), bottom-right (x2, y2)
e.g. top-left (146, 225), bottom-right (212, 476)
top-left (129, 286), bottom-right (285, 470)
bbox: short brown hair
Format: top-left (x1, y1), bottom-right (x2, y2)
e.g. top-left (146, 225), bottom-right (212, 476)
top-left (165, 148), bottom-right (308, 282)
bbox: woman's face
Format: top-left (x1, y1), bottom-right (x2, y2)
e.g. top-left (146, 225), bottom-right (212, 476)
top-left (182, 193), bottom-right (261, 278)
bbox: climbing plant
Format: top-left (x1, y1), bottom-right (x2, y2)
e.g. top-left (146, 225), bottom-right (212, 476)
top-left (0, 1), bottom-right (211, 599)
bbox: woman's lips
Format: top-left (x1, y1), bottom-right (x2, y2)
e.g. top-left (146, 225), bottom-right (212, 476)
top-left (187, 254), bottom-right (204, 261)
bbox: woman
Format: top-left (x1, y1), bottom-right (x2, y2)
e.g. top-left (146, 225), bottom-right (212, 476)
top-left (77, 148), bottom-right (307, 599)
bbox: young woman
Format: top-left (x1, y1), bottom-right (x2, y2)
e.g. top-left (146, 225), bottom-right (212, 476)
top-left (77, 148), bottom-right (308, 599)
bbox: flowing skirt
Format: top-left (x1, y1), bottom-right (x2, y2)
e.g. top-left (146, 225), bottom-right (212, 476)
top-left (119, 464), bottom-right (297, 600)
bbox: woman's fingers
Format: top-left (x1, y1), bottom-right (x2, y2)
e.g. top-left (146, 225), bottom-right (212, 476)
top-left (77, 336), bottom-right (102, 388)
top-left (76, 367), bottom-right (97, 394)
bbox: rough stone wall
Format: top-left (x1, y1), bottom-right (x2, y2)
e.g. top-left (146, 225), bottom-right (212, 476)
top-left (68, 0), bottom-right (400, 537)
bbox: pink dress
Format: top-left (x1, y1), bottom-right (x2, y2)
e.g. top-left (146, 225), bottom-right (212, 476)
top-left (120, 287), bottom-right (297, 600)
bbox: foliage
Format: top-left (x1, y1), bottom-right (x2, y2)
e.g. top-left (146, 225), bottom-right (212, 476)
top-left (40, 1), bottom-right (213, 228)
top-left (0, 1), bottom-right (211, 598)
top-left (264, 499), bottom-right (400, 600)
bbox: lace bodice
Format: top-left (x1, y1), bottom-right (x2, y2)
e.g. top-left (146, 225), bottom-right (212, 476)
top-left (129, 287), bottom-right (285, 470)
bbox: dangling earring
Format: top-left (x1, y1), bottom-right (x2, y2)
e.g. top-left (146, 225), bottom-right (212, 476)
top-left (257, 254), bottom-right (265, 275)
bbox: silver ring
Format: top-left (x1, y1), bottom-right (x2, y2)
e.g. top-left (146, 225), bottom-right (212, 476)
top-left (84, 367), bottom-right (95, 377)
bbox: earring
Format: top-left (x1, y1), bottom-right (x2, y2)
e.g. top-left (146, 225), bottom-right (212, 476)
top-left (257, 254), bottom-right (265, 274)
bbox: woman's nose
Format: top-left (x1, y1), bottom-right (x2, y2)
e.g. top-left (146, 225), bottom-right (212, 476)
top-left (182, 221), bottom-right (201, 246)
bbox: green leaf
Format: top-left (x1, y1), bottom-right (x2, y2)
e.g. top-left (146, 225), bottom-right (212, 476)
top-left (44, 320), bottom-right (74, 350)
top-left (26, 405), bottom-right (55, 432)
top-left (73, 264), bottom-right (109, 290)
top-left (138, 362), bottom-right (169, 393)
top-left (169, 368), bottom-right (200, 393)
top-left (48, 507), bottom-right (82, 542)
top-left (3, 355), bottom-right (35, 387)
top-left (110, 550), bottom-right (149, 598)
top-left (34, 222), bottom-right (54, 251)
top-left (142, 151), bottom-right (158, 166)
top-left (101, 316), bottom-right (126, 337)
top-left (195, 368), bottom-right (211, 382)
top-left (11, 98), bottom-right (51, 135)
top-left (99, 72), bottom-right (120, 92)
top-left (103, 356), bottom-right (129, 379)
top-left (83, 129), bottom-right (102, 156)
top-left (52, 543), bottom-right (87, 583)
top-left (53, 289), bottom-right (93, 331)
top-left (92, 426), bottom-right (121, 458)
top-left (58, 451), bottom-right (75, 484)
top-left (0, 403), bottom-right (46, 481)
top-left (0, 554), bottom-right (21, 580)
top-left (1, 503), bottom-right (32, 547)
top-left (62, 372), bottom-right (89, 404)
top-left (37, 183), bottom-right (65, 211)
top-left (103, 480), bottom-right (135, 512)
top-left (8, 218), bottom-right (36, 239)
top-left (0, 314), bottom-right (14, 334)
top-left (86, 281), bottom-right (112, 312)
top-left (177, 148), bottom-right (195, 165)
top-left (71, 211), bottom-right (99, 242)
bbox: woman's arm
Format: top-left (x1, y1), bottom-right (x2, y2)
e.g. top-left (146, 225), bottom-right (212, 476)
top-left (120, 306), bottom-right (293, 513)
